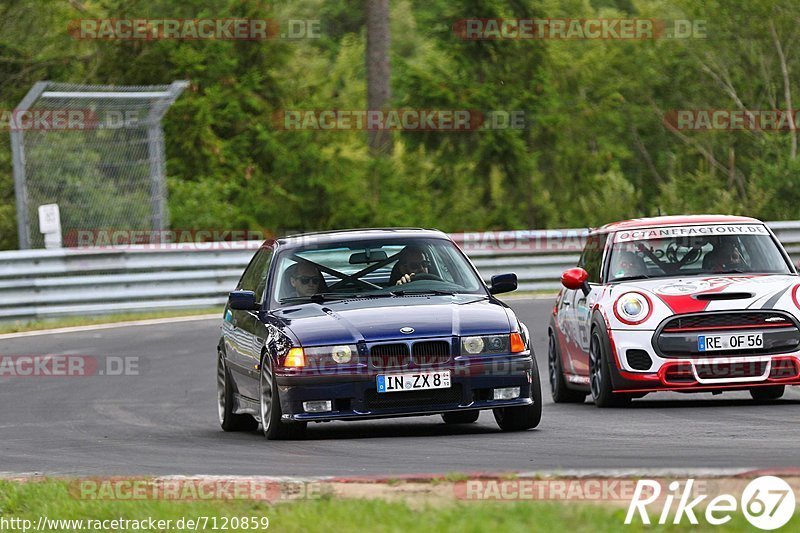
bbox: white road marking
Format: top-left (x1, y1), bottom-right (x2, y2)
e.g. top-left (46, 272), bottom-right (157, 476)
top-left (0, 314), bottom-right (220, 340)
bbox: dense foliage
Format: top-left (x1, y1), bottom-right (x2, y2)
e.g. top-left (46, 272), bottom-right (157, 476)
top-left (1, 0), bottom-right (799, 249)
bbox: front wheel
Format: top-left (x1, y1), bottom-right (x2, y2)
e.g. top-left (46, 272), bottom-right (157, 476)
top-left (589, 328), bottom-right (632, 408)
top-left (260, 355), bottom-right (306, 440)
top-left (493, 357), bottom-right (543, 431)
top-left (217, 350), bottom-right (258, 432)
top-left (548, 332), bottom-right (587, 403)
top-left (750, 385), bottom-right (785, 401)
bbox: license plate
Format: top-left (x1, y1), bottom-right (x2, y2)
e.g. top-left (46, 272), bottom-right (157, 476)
top-left (698, 333), bottom-right (763, 351)
top-left (376, 371), bottom-right (451, 393)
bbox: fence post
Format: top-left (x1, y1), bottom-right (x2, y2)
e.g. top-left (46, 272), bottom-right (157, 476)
top-left (10, 81), bottom-right (49, 250)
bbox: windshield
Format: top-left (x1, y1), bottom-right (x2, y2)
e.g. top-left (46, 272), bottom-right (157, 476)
top-left (269, 237), bottom-right (486, 306)
top-left (607, 224), bottom-right (792, 282)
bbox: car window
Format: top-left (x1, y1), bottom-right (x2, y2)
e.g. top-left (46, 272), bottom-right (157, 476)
top-left (607, 224), bottom-right (791, 281)
top-left (254, 249), bottom-right (274, 302)
top-left (578, 233), bottom-right (607, 283)
top-left (269, 238), bottom-right (486, 306)
top-left (238, 246), bottom-right (273, 302)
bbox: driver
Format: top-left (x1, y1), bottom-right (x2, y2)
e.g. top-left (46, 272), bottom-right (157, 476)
top-left (394, 247), bottom-right (431, 285)
top-left (703, 238), bottom-right (747, 272)
top-left (289, 262), bottom-right (324, 297)
top-left (610, 251), bottom-right (647, 279)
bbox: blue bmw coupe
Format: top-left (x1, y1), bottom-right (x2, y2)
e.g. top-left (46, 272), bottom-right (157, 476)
top-left (217, 228), bottom-right (541, 439)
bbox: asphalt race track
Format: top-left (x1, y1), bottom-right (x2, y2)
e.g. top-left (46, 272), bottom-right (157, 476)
top-left (1, 298), bottom-right (799, 477)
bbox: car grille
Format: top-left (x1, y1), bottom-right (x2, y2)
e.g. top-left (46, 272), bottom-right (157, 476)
top-left (661, 311), bottom-right (795, 332)
top-left (412, 341), bottom-right (451, 365)
top-left (770, 358), bottom-right (800, 379)
top-left (364, 385), bottom-right (463, 410)
top-left (695, 361), bottom-right (768, 380)
top-left (626, 349), bottom-right (652, 371)
top-left (662, 363), bottom-right (695, 384)
top-left (370, 343), bottom-right (410, 368)
top-left (655, 311), bottom-right (800, 357)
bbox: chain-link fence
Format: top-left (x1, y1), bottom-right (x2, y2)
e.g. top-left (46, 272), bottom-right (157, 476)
top-left (11, 81), bottom-right (188, 249)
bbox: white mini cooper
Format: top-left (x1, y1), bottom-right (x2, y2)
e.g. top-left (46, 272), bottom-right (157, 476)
top-left (549, 215), bottom-right (800, 407)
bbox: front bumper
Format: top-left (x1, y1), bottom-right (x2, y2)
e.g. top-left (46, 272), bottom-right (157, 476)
top-left (275, 354), bottom-right (534, 422)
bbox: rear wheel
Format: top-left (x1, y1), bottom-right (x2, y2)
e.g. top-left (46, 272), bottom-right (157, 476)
top-left (442, 410), bottom-right (480, 424)
top-left (217, 350), bottom-right (258, 432)
top-left (260, 355), bottom-right (306, 440)
top-left (493, 357), bottom-right (543, 431)
top-left (589, 328), bottom-right (632, 408)
top-left (548, 332), bottom-right (587, 403)
top-left (749, 385), bottom-right (785, 401)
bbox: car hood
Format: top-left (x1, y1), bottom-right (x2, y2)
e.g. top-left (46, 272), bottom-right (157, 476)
top-left (609, 274), bottom-right (800, 315)
top-left (272, 295), bottom-right (513, 346)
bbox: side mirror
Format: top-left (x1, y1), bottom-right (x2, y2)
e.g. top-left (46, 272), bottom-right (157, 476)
top-left (489, 273), bottom-right (518, 294)
top-left (229, 290), bottom-right (259, 311)
top-left (561, 268), bottom-right (591, 296)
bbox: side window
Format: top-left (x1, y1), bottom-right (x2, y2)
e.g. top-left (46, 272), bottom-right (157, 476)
top-left (254, 249), bottom-right (274, 302)
top-left (238, 247), bottom-right (273, 302)
top-left (579, 233), bottom-right (608, 283)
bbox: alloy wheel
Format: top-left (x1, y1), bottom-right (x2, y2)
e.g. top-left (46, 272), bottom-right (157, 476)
top-left (589, 335), bottom-right (602, 400)
top-left (259, 359), bottom-right (274, 434)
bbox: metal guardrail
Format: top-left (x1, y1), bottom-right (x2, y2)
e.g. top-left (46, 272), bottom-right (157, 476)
top-left (1, 222), bottom-right (799, 321)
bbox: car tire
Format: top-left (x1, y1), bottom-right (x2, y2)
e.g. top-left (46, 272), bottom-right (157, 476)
top-left (493, 357), bottom-right (543, 431)
top-left (548, 331), bottom-right (587, 403)
top-left (442, 410), bottom-right (480, 424)
top-left (260, 354), bottom-right (307, 440)
top-left (589, 326), bottom-right (632, 408)
top-left (217, 350), bottom-right (258, 432)
top-left (749, 385), bottom-right (785, 401)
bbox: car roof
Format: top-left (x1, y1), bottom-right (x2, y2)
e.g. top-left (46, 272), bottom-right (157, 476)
top-left (594, 215), bottom-right (763, 235)
top-left (273, 228), bottom-right (450, 249)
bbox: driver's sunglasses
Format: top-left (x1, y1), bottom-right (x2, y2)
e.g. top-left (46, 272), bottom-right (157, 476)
top-left (294, 275), bottom-right (321, 285)
top-left (405, 260), bottom-right (430, 270)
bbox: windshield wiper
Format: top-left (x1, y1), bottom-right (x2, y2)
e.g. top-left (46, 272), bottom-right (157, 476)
top-left (713, 268), bottom-right (749, 274)
top-left (279, 292), bottom-right (396, 304)
top-left (390, 289), bottom-right (457, 296)
top-left (611, 274), bottom-right (653, 282)
top-left (279, 293), bottom-right (357, 304)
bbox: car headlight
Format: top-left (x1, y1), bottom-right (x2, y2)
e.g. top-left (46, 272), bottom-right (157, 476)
top-left (303, 344), bottom-right (359, 366)
top-left (613, 292), bottom-right (652, 325)
top-left (461, 335), bottom-right (510, 355)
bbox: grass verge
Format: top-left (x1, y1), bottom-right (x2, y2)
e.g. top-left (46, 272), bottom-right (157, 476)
top-left (0, 479), bottom-right (790, 532)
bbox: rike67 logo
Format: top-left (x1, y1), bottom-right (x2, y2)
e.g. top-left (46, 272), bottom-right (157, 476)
top-left (626, 476), bottom-right (796, 530)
